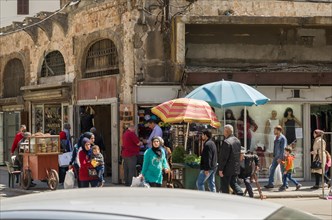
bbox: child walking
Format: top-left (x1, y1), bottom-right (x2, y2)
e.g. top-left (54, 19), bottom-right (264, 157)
top-left (91, 145), bottom-right (105, 187)
top-left (279, 147), bottom-right (301, 191)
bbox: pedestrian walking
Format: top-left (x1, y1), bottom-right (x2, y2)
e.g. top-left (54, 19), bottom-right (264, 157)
top-left (140, 136), bottom-right (169, 187)
top-left (310, 129), bottom-right (327, 189)
top-left (79, 137), bottom-right (99, 188)
top-left (196, 129), bottom-right (218, 192)
top-left (265, 125), bottom-right (287, 189)
top-left (69, 132), bottom-right (95, 188)
top-left (239, 147), bottom-right (260, 198)
top-left (279, 147), bottom-right (302, 191)
top-left (122, 125), bottom-right (142, 186)
top-left (218, 124), bottom-right (243, 195)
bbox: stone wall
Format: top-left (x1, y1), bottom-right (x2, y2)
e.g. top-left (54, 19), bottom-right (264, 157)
top-left (170, 0), bottom-right (332, 81)
top-left (169, 0), bottom-right (332, 17)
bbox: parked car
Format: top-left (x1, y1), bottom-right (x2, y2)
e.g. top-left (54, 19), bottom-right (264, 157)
top-left (1, 188), bottom-right (319, 219)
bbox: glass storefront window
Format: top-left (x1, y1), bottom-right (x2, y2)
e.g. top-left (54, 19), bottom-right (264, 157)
top-left (215, 104), bottom-right (304, 179)
top-left (34, 105), bottom-right (44, 132)
top-left (32, 104), bottom-right (69, 135)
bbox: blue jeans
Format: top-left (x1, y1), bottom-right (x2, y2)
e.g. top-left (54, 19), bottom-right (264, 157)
top-left (282, 172), bottom-right (299, 187)
top-left (196, 168), bottom-right (217, 192)
top-left (268, 159), bottom-right (284, 186)
top-left (95, 165), bottom-right (105, 183)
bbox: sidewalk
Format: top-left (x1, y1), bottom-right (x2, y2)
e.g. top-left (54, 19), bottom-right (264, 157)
top-left (0, 166), bottom-right (330, 199)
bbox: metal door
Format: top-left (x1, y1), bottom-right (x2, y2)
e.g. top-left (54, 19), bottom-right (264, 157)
top-left (3, 112), bottom-right (20, 163)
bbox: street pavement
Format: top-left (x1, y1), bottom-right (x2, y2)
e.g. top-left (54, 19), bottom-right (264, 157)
top-left (1, 165), bottom-right (331, 199)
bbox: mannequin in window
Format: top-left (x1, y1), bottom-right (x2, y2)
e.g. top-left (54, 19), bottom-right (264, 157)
top-left (264, 110), bottom-right (280, 153)
top-left (282, 107), bottom-right (302, 145)
top-left (237, 109), bottom-right (258, 151)
top-left (223, 109), bottom-right (236, 135)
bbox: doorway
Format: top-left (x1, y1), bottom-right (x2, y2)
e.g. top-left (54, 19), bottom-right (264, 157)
top-left (77, 105), bottom-right (113, 176)
top-left (3, 112), bottom-right (20, 164)
top-left (310, 104), bottom-right (332, 152)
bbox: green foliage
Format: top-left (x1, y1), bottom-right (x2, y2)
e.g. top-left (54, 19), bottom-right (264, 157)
top-left (184, 154), bottom-right (201, 164)
top-left (172, 146), bottom-right (185, 163)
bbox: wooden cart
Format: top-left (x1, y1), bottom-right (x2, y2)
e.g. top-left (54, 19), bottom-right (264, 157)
top-left (20, 135), bottom-right (60, 190)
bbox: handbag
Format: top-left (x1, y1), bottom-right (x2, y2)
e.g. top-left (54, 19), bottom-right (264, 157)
top-left (88, 168), bottom-right (98, 177)
top-left (311, 156), bottom-right (322, 169)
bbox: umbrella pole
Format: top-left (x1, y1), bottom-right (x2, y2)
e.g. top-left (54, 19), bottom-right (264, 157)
top-left (223, 107), bottom-right (226, 129)
top-left (184, 122), bottom-right (190, 151)
top-left (244, 106), bottom-right (247, 150)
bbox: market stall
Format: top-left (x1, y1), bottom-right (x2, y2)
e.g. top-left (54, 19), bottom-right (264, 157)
top-left (151, 98), bottom-right (221, 189)
top-left (20, 135), bottom-right (60, 190)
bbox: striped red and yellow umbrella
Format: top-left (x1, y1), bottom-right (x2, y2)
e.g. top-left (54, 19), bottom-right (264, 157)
top-left (151, 98), bottom-right (220, 128)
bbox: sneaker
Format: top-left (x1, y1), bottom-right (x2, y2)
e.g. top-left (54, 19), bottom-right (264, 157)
top-left (310, 185), bottom-right (319, 189)
top-left (279, 187), bottom-right (286, 191)
top-left (30, 182), bottom-right (37, 187)
top-left (296, 184), bottom-right (302, 191)
top-left (286, 185), bottom-right (289, 189)
top-left (264, 184), bottom-right (274, 189)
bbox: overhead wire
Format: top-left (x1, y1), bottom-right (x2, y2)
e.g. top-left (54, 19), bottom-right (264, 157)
top-left (0, 1), bottom-right (72, 36)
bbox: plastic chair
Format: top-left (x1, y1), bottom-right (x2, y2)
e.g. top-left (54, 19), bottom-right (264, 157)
top-left (4, 161), bottom-right (21, 188)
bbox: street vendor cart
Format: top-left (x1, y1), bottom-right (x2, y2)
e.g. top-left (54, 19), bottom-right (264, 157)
top-left (20, 135), bottom-right (60, 190)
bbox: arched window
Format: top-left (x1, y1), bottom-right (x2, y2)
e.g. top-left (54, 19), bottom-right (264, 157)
top-left (3, 58), bottom-right (25, 98)
top-left (85, 39), bottom-right (119, 78)
top-left (41, 51), bottom-right (65, 77)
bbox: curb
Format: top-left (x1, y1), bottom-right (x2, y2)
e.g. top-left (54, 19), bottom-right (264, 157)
top-left (259, 194), bottom-right (321, 199)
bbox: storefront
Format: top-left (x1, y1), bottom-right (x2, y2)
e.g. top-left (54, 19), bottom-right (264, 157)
top-left (22, 83), bottom-right (72, 135)
top-left (135, 84), bottom-right (332, 181)
top-left (134, 85), bottom-right (182, 144)
top-left (75, 76), bottom-right (119, 183)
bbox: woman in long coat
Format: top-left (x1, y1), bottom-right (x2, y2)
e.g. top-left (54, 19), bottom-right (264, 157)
top-left (310, 129), bottom-right (327, 189)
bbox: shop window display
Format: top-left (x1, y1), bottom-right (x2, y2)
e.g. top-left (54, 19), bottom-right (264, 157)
top-left (32, 104), bottom-right (68, 135)
top-left (214, 104), bottom-right (303, 179)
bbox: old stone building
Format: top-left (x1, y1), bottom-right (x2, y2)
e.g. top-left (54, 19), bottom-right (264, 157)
top-left (0, 0), bottom-right (331, 182)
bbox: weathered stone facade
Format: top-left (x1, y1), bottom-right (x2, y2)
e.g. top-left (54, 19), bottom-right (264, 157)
top-left (0, 0), bottom-right (331, 180)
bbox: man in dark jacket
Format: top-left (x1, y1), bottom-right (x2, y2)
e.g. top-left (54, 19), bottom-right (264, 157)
top-left (218, 124), bottom-right (243, 195)
top-left (196, 129), bottom-right (218, 192)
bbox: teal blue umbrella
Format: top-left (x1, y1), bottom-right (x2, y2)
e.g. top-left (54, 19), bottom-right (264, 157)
top-left (185, 80), bottom-right (270, 149)
top-left (185, 80), bottom-right (270, 108)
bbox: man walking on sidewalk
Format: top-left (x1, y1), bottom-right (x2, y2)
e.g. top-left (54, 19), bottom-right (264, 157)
top-left (196, 129), bottom-right (218, 192)
top-left (218, 125), bottom-right (243, 195)
top-left (265, 125), bottom-right (287, 189)
top-left (122, 125), bottom-right (142, 186)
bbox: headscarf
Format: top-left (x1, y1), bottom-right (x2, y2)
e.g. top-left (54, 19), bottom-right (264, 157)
top-left (81, 137), bottom-right (92, 157)
top-left (77, 132), bottom-right (94, 149)
top-left (151, 136), bottom-right (162, 158)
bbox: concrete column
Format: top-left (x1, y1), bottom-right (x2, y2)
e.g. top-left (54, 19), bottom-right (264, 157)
top-left (121, 12), bottom-right (136, 104)
top-left (174, 17), bottom-right (186, 81)
top-left (303, 103), bottom-right (311, 181)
